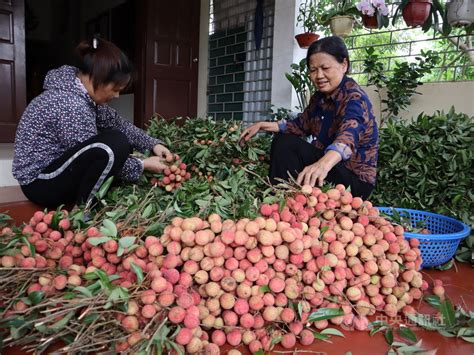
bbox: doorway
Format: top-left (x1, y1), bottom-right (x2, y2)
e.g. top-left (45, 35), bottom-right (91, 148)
top-left (25, 0), bottom-right (136, 122)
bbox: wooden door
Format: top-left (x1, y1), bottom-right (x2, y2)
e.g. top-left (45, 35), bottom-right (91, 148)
top-left (0, 0), bottom-right (26, 142)
top-left (136, 0), bottom-right (200, 126)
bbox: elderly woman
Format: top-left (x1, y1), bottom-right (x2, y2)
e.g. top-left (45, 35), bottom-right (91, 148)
top-left (240, 36), bottom-right (378, 199)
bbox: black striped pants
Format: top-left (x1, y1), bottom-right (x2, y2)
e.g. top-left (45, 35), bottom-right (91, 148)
top-left (21, 130), bottom-right (130, 207)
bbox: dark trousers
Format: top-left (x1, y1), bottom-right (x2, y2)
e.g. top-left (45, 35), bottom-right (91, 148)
top-left (21, 130), bottom-right (130, 207)
top-left (269, 133), bottom-right (374, 199)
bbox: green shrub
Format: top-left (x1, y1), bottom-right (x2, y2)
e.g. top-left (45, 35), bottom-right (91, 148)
top-left (372, 107), bottom-right (473, 230)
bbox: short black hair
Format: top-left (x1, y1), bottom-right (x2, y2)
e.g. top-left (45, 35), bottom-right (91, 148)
top-left (306, 36), bottom-right (350, 74)
top-left (74, 37), bottom-right (133, 90)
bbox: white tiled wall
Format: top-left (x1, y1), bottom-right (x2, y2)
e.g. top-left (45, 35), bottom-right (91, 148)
top-left (0, 144), bottom-right (17, 187)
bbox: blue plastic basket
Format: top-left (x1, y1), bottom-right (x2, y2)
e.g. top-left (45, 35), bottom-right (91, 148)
top-left (377, 207), bottom-right (471, 268)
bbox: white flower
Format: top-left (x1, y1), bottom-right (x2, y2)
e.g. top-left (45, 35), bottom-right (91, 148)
top-left (356, 0), bottom-right (374, 15)
top-left (356, 0), bottom-right (388, 17)
top-left (379, 4), bottom-right (389, 16)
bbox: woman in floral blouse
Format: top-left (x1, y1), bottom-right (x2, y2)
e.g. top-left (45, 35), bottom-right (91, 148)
top-left (241, 36), bottom-right (378, 199)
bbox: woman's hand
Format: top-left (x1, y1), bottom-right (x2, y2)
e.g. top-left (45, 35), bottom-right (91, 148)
top-left (143, 156), bottom-right (168, 173)
top-left (296, 161), bottom-right (331, 187)
top-left (296, 150), bottom-right (342, 187)
top-left (239, 122), bottom-right (262, 145)
top-left (239, 121), bottom-right (280, 146)
top-left (153, 144), bottom-right (172, 160)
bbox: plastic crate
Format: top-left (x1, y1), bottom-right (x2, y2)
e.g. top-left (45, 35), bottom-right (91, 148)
top-left (377, 207), bottom-right (471, 268)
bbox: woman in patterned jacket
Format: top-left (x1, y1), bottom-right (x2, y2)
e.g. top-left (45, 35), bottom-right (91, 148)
top-left (240, 36), bottom-right (378, 199)
top-left (13, 38), bottom-right (172, 207)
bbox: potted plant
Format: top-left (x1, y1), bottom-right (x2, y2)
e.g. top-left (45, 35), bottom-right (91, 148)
top-left (362, 46), bottom-right (440, 126)
top-left (285, 58), bottom-right (315, 110)
top-left (320, 0), bottom-right (360, 37)
top-left (355, 0), bottom-right (390, 29)
top-left (446, 0), bottom-right (474, 27)
top-left (295, 0), bottom-right (322, 48)
top-left (393, 0), bottom-right (450, 34)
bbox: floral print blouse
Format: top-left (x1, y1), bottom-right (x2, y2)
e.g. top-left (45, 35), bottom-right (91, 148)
top-left (279, 76), bottom-right (378, 185)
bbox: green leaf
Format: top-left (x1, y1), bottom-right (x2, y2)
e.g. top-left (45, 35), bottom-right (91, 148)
top-left (370, 325), bottom-right (388, 336)
top-left (130, 262), bottom-right (144, 284)
top-left (270, 335), bottom-right (282, 347)
top-left (28, 291), bottom-right (44, 305)
top-left (297, 301), bottom-right (303, 320)
top-left (369, 320), bottom-right (389, 329)
top-left (320, 328), bottom-right (345, 337)
top-left (253, 350), bottom-right (264, 355)
top-left (74, 286), bottom-right (93, 297)
top-left (396, 344), bottom-right (426, 353)
top-left (173, 201), bottom-right (183, 214)
top-left (141, 204), bottom-right (154, 219)
top-left (385, 328), bottom-right (393, 345)
top-left (119, 236), bottom-right (136, 249)
top-left (440, 300), bottom-right (456, 327)
top-left (260, 285), bottom-right (270, 293)
top-left (96, 176), bottom-right (114, 199)
top-left (87, 236), bottom-right (111, 246)
top-left (308, 307), bottom-right (344, 322)
top-left (101, 219), bottom-right (117, 237)
top-left (83, 313), bottom-right (100, 325)
top-left (398, 326), bottom-right (417, 343)
top-left (461, 336), bottom-right (474, 343)
top-left (50, 311), bottom-right (74, 331)
top-left (438, 329), bottom-right (456, 337)
top-left (312, 331), bottom-right (330, 342)
top-left (63, 291), bottom-right (77, 300)
top-left (424, 295), bottom-right (441, 309)
top-left (117, 246), bottom-right (125, 257)
top-left (320, 226), bottom-right (329, 236)
top-left (33, 324), bottom-right (48, 334)
top-left (108, 287), bottom-right (129, 303)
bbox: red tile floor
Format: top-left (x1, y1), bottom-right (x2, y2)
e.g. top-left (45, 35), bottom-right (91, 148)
top-left (1, 199), bottom-right (473, 355)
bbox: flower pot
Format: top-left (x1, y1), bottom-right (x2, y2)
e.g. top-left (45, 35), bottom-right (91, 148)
top-left (446, 0), bottom-right (474, 27)
top-left (329, 16), bottom-right (354, 37)
top-left (402, 0), bottom-right (432, 27)
top-left (362, 14), bottom-right (378, 29)
top-left (295, 33), bottom-right (320, 49)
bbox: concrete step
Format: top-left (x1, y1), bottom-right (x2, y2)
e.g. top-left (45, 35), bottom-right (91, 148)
top-left (0, 186), bottom-right (41, 224)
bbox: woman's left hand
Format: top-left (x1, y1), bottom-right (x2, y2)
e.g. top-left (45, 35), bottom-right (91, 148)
top-left (153, 144), bottom-right (172, 160)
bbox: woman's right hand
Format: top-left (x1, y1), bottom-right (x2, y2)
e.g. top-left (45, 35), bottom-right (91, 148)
top-left (143, 156), bottom-right (168, 174)
top-left (239, 122), bottom-right (262, 145)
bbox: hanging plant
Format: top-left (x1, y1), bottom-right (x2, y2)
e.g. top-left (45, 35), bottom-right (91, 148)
top-left (356, 0), bottom-right (390, 29)
top-left (446, 0), bottom-right (474, 28)
top-left (295, 0), bottom-right (323, 48)
top-left (393, 0), bottom-right (451, 35)
top-left (320, 0), bottom-right (360, 37)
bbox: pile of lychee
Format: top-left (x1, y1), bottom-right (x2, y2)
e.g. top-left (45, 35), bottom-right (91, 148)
top-left (0, 184), bottom-right (447, 354)
top-left (150, 154), bottom-right (192, 192)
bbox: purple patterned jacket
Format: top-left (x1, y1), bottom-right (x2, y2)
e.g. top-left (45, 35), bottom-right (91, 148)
top-left (13, 65), bottom-right (162, 185)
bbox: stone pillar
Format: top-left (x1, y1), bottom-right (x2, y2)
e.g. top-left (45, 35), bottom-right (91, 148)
top-left (271, 0), bottom-right (308, 114)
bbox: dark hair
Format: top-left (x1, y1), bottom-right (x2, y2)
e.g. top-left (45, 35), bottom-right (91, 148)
top-left (74, 37), bottom-right (133, 90)
top-left (306, 36), bottom-right (350, 74)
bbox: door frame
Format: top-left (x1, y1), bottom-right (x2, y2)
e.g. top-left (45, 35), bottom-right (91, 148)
top-left (133, 0), bottom-right (201, 129)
